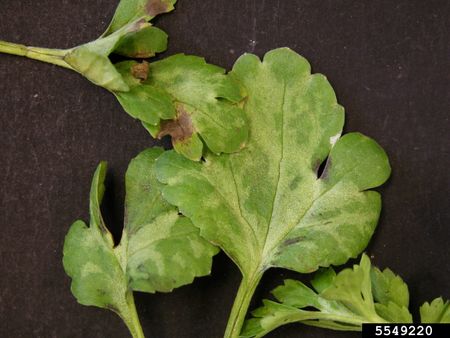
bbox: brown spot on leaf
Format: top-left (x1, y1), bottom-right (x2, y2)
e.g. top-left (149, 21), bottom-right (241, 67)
top-left (158, 107), bottom-right (194, 142)
top-left (131, 61), bottom-right (149, 81)
top-left (146, 0), bottom-right (169, 16)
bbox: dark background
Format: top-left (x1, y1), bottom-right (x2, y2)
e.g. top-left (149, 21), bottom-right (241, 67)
top-left (0, 1), bottom-right (449, 337)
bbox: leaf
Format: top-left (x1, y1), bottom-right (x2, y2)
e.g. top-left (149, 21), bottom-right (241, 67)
top-left (420, 298), bottom-right (450, 323)
top-left (155, 48), bottom-right (390, 336)
top-left (114, 61), bottom-right (175, 124)
top-left (321, 255), bottom-right (397, 321)
top-left (65, 47), bottom-right (130, 92)
top-left (65, 19), bottom-right (164, 92)
top-left (115, 54), bottom-right (248, 160)
top-left (114, 26), bottom-right (168, 58)
top-left (64, 0), bottom-right (174, 92)
top-left (63, 148), bottom-right (218, 336)
top-left (311, 267), bottom-right (336, 293)
top-left (371, 266), bottom-right (409, 308)
top-left (242, 254), bottom-right (413, 338)
top-left (371, 265), bottom-right (412, 323)
top-left (105, 0), bottom-right (177, 35)
top-left (156, 47), bottom-right (390, 278)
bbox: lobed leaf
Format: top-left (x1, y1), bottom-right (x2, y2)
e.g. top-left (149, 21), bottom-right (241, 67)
top-left (115, 54), bottom-right (248, 160)
top-left (105, 0), bottom-right (177, 35)
top-left (242, 254), bottom-right (413, 338)
top-left (370, 265), bottom-right (412, 323)
top-left (155, 48), bottom-right (391, 281)
top-left (420, 298), bottom-right (450, 323)
top-left (114, 26), bottom-right (168, 58)
top-left (63, 148), bottom-right (218, 332)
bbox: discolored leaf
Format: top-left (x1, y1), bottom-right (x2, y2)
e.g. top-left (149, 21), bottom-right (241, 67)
top-left (63, 148), bottom-right (218, 336)
top-left (64, 20), bottom-right (152, 92)
top-left (64, 0), bottom-right (173, 93)
top-left (156, 48), bottom-right (390, 277)
top-left (105, 0), bottom-right (177, 35)
top-left (115, 54), bottom-right (248, 160)
top-left (156, 48), bottom-right (390, 336)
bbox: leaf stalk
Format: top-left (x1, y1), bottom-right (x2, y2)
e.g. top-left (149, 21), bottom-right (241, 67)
top-left (119, 290), bottom-right (146, 338)
top-left (0, 40), bottom-right (73, 69)
top-left (224, 271), bottom-right (263, 338)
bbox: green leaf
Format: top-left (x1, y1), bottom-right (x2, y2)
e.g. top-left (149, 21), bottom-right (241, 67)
top-left (155, 47), bottom-right (390, 279)
top-left (242, 254), bottom-right (414, 338)
top-left (105, 0), bottom-right (177, 35)
top-left (65, 47), bottom-right (130, 92)
top-left (115, 61), bottom-right (175, 125)
top-left (311, 267), bottom-right (336, 293)
top-left (115, 54), bottom-right (248, 160)
top-left (370, 265), bottom-right (412, 323)
top-left (65, 0), bottom-right (173, 92)
top-left (371, 266), bottom-right (409, 308)
top-left (155, 48), bottom-right (390, 336)
top-left (420, 298), bottom-right (450, 323)
top-left (63, 148), bottom-right (217, 336)
top-left (114, 26), bottom-right (168, 58)
top-left (64, 20), bottom-right (153, 92)
top-left (321, 255), bottom-right (387, 321)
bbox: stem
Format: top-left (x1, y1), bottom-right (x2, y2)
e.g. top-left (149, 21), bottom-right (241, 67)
top-left (0, 40), bottom-right (73, 69)
top-left (224, 271), bottom-right (263, 338)
top-left (120, 290), bottom-right (146, 338)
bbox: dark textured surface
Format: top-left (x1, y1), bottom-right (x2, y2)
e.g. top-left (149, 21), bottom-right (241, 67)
top-left (0, 1), bottom-right (449, 337)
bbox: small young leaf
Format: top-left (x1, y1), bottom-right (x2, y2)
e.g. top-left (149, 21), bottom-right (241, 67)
top-left (115, 54), bottom-right (248, 160)
top-left (63, 148), bottom-right (218, 336)
top-left (242, 254), bottom-right (413, 338)
top-left (420, 298), bottom-right (450, 323)
top-left (370, 265), bottom-right (412, 323)
top-left (371, 266), bottom-right (410, 308)
top-left (320, 255), bottom-right (387, 321)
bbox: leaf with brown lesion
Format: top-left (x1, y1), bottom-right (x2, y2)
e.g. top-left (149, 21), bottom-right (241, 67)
top-left (105, 0), bottom-right (177, 35)
top-left (131, 61), bottom-right (150, 81)
top-left (146, 0), bottom-right (174, 16)
top-left (157, 106), bottom-right (204, 161)
top-left (115, 54), bottom-right (248, 161)
top-left (158, 107), bottom-right (194, 142)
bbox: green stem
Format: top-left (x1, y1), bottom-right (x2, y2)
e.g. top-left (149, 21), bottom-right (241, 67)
top-left (0, 40), bottom-right (73, 69)
top-left (120, 290), bottom-right (146, 338)
top-left (224, 271), bottom-right (263, 338)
